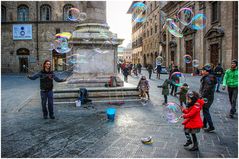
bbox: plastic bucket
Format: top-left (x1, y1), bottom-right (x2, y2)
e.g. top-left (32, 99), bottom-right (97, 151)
top-left (106, 108), bottom-right (116, 121)
top-left (75, 100), bottom-right (81, 107)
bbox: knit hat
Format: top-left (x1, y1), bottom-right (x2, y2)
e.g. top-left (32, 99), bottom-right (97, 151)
top-left (202, 63), bottom-right (212, 72)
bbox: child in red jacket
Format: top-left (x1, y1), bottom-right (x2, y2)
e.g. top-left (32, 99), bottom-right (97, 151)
top-left (180, 91), bottom-right (204, 151)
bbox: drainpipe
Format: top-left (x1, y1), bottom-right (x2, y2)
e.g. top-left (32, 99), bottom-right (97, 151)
top-left (36, 2), bottom-right (39, 61)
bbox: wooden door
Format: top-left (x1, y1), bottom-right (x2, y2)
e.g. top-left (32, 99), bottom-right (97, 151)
top-left (185, 40), bottom-right (193, 73)
top-left (19, 57), bottom-right (28, 73)
top-left (210, 44), bottom-right (219, 66)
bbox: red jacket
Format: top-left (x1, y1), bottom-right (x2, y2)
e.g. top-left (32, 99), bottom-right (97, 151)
top-left (181, 99), bottom-right (204, 129)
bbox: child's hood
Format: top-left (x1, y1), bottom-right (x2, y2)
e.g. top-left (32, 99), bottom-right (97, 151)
top-left (195, 99), bottom-right (205, 109)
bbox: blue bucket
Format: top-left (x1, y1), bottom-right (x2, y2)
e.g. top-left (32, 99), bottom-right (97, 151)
top-left (106, 108), bottom-right (116, 121)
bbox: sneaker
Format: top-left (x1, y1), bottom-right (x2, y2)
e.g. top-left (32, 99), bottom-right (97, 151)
top-left (43, 116), bottom-right (48, 119)
top-left (216, 90), bottom-right (220, 92)
top-left (204, 127), bottom-right (215, 132)
top-left (50, 116), bottom-right (55, 119)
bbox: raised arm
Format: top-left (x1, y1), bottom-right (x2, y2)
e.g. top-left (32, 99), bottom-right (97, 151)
top-left (27, 71), bottom-right (41, 80)
top-left (53, 73), bottom-right (67, 82)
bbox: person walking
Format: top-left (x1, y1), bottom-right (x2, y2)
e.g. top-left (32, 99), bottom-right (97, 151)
top-left (122, 65), bottom-right (129, 83)
top-left (27, 60), bottom-right (66, 119)
top-left (199, 64), bottom-right (217, 132)
top-left (158, 79), bottom-right (171, 105)
top-left (137, 76), bottom-right (150, 100)
top-left (147, 64), bottom-right (153, 79)
top-left (137, 63), bottom-right (142, 74)
top-left (155, 64), bottom-right (162, 79)
top-left (214, 63), bottom-right (224, 92)
top-left (222, 60), bottom-right (238, 118)
top-left (176, 83), bottom-right (189, 106)
top-left (170, 66), bottom-right (180, 96)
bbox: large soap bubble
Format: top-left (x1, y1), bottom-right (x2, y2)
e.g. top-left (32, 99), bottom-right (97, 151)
top-left (177, 7), bottom-right (194, 26)
top-left (190, 13), bottom-right (207, 30)
top-left (165, 18), bottom-right (183, 38)
top-left (164, 102), bottom-right (182, 123)
top-left (170, 72), bottom-right (186, 87)
top-left (68, 8), bottom-right (80, 21)
top-left (131, 2), bottom-right (147, 23)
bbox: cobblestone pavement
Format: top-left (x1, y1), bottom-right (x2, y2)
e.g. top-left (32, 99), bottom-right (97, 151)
top-left (1, 71), bottom-right (238, 158)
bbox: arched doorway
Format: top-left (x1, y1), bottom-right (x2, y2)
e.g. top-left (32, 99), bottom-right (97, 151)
top-left (17, 48), bottom-right (29, 73)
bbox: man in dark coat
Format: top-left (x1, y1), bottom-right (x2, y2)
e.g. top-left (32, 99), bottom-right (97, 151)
top-left (147, 64), bottom-right (153, 79)
top-left (199, 64), bottom-right (217, 132)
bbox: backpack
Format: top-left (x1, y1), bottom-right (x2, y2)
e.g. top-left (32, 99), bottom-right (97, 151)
top-left (78, 88), bottom-right (91, 104)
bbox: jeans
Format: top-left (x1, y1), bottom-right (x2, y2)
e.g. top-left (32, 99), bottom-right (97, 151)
top-left (148, 71), bottom-right (152, 79)
top-left (228, 87), bottom-right (238, 115)
top-left (40, 90), bottom-right (54, 117)
top-left (203, 96), bottom-right (214, 128)
top-left (216, 77), bottom-right (222, 91)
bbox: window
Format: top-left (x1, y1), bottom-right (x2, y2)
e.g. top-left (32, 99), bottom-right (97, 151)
top-left (155, 24), bottom-right (157, 33)
top-left (212, 2), bottom-right (219, 23)
top-left (151, 27), bottom-right (153, 35)
top-left (17, 5), bottom-right (29, 21)
top-left (63, 4), bottom-right (74, 21)
top-left (150, 3), bottom-right (153, 12)
top-left (1, 5), bottom-right (6, 22)
top-left (56, 28), bottom-right (60, 34)
top-left (40, 5), bottom-right (51, 21)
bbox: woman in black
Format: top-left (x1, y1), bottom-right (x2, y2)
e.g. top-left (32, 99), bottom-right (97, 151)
top-left (28, 60), bottom-right (66, 119)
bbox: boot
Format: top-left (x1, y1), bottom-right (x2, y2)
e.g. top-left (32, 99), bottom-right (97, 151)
top-left (189, 143), bottom-right (199, 151)
top-left (184, 140), bottom-right (192, 147)
top-left (204, 127), bottom-right (215, 132)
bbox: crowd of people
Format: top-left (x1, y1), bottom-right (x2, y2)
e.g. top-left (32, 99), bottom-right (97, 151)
top-left (118, 59), bottom-right (238, 151)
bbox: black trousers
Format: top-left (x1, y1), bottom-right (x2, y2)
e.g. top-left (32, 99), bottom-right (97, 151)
top-left (164, 95), bottom-right (167, 103)
top-left (185, 132), bottom-right (197, 144)
top-left (228, 87), bottom-right (238, 115)
top-left (203, 96), bottom-right (214, 128)
top-left (171, 85), bottom-right (178, 95)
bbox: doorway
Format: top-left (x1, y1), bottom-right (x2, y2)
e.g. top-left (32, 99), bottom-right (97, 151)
top-left (210, 43), bottom-right (219, 67)
top-left (185, 40), bottom-right (193, 73)
top-left (19, 57), bottom-right (28, 73)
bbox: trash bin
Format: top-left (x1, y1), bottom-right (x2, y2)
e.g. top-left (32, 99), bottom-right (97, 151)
top-left (106, 108), bottom-right (116, 121)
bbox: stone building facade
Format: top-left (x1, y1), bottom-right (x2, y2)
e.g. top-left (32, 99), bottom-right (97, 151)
top-left (127, 1), bottom-right (144, 65)
top-left (161, 1), bottom-right (238, 73)
top-left (128, 1), bottom-right (167, 67)
top-left (1, 1), bottom-right (106, 73)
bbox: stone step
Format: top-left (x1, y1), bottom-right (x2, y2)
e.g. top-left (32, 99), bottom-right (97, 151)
top-left (53, 87), bottom-right (140, 105)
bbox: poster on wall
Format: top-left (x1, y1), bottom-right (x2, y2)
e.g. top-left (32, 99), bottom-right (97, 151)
top-left (13, 24), bottom-right (32, 40)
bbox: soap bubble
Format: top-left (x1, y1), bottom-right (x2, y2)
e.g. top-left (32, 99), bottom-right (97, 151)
top-left (192, 59), bottom-right (200, 67)
top-left (165, 18), bottom-right (183, 38)
top-left (183, 54), bottom-right (192, 64)
top-left (54, 37), bottom-right (72, 54)
top-left (177, 7), bottom-right (194, 26)
top-left (190, 13), bottom-right (206, 30)
top-left (170, 72), bottom-right (186, 87)
top-left (164, 102), bottom-right (182, 123)
top-left (156, 56), bottom-right (164, 65)
top-left (131, 2), bottom-right (147, 23)
top-left (67, 8), bottom-right (80, 21)
top-left (79, 12), bottom-right (87, 21)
